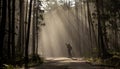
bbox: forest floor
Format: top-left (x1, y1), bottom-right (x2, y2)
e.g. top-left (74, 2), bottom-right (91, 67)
top-left (20, 57), bottom-right (115, 69)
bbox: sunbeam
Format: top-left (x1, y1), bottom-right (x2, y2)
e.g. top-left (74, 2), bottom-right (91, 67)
top-left (38, 3), bottom-right (93, 58)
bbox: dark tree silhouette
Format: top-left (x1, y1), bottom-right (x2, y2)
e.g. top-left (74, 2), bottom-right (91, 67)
top-left (11, 0), bottom-right (16, 65)
top-left (0, 0), bottom-right (119, 68)
top-left (7, 0), bottom-right (12, 63)
top-left (0, 0), bottom-right (7, 65)
top-left (25, 0), bottom-right (33, 68)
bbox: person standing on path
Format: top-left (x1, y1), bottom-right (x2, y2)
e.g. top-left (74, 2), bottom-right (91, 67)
top-left (66, 43), bottom-right (73, 58)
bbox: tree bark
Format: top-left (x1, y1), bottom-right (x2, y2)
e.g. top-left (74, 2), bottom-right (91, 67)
top-left (11, 0), bottom-right (15, 65)
top-left (8, 0), bottom-right (12, 63)
top-left (25, 0), bottom-right (33, 68)
top-left (96, 0), bottom-right (111, 59)
top-left (0, 0), bottom-right (7, 65)
top-left (19, 0), bottom-right (25, 56)
top-left (32, 0), bottom-right (36, 56)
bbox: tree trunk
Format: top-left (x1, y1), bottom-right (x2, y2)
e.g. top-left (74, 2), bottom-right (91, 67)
top-left (25, 0), bottom-right (33, 68)
top-left (11, 0), bottom-right (15, 65)
top-left (0, 0), bottom-right (7, 65)
top-left (32, 0), bottom-right (36, 56)
top-left (8, 0), bottom-right (12, 63)
top-left (96, 0), bottom-right (111, 59)
top-left (35, 0), bottom-right (39, 55)
top-left (19, 0), bottom-right (25, 56)
top-left (114, 18), bottom-right (119, 52)
top-left (24, 0), bottom-right (28, 57)
top-left (86, 0), bottom-right (93, 57)
top-left (101, 0), bottom-right (109, 50)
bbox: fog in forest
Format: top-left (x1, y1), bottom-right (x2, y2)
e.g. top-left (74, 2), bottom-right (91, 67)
top-left (38, 4), bottom-right (96, 58)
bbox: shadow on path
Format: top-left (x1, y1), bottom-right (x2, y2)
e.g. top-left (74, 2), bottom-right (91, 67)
top-left (21, 57), bottom-right (115, 69)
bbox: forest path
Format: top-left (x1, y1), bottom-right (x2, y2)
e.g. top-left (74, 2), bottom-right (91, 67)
top-left (26, 57), bottom-right (114, 69)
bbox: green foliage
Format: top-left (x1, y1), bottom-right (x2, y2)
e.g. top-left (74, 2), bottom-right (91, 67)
top-left (91, 0), bottom-right (120, 58)
top-left (104, 56), bottom-right (120, 66)
top-left (27, 54), bottom-right (44, 67)
top-left (3, 64), bottom-right (14, 69)
top-left (15, 56), bottom-right (25, 67)
top-left (30, 55), bottom-right (43, 63)
top-left (85, 49), bottom-right (120, 66)
top-left (87, 56), bottom-right (120, 67)
top-left (87, 57), bottom-right (103, 65)
top-left (16, 54), bottom-right (44, 67)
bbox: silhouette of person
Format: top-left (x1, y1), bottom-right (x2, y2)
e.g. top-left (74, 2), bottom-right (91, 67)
top-left (66, 43), bottom-right (72, 58)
